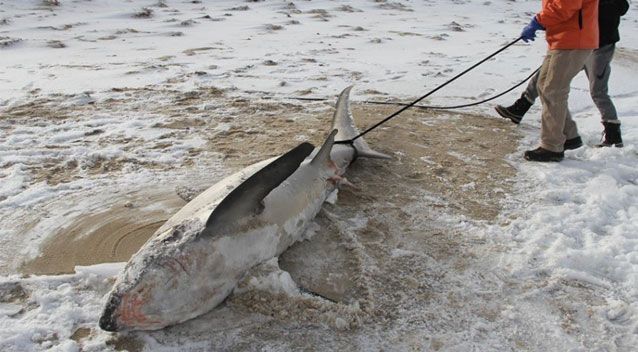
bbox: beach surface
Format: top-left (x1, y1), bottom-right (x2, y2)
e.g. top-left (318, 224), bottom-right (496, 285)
top-left (1, 1), bottom-right (637, 351)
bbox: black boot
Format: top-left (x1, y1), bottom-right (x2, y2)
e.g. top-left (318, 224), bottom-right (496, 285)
top-left (564, 136), bottom-right (583, 150)
top-left (596, 121), bottom-right (623, 148)
top-left (495, 94), bottom-right (533, 124)
top-left (524, 147), bottom-right (564, 162)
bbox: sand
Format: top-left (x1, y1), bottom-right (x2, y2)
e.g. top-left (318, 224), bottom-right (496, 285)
top-left (2, 86), bottom-right (527, 350)
top-left (16, 95), bottom-right (519, 317)
top-left (20, 191), bottom-right (185, 275)
top-left (1, 80), bottom-right (523, 351)
top-left (16, 96), bottom-right (519, 277)
top-left (2, 0), bottom-right (636, 349)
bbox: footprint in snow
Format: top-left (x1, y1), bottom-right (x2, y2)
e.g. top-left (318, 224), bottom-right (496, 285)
top-left (47, 40), bottom-right (65, 48)
top-left (307, 9), bottom-right (332, 21)
top-left (336, 5), bottom-right (363, 13)
top-left (378, 2), bottom-right (414, 12)
top-left (226, 6), bottom-right (250, 11)
top-left (180, 19), bottom-right (198, 27)
top-left (264, 24), bottom-right (284, 31)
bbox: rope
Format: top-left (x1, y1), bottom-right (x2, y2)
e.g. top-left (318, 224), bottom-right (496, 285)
top-left (365, 67), bottom-right (539, 110)
top-left (283, 67), bottom-right (539, 111)
top-left (330, 37), bottom-right (524, 145)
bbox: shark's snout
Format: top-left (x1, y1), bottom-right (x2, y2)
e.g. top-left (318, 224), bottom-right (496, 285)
top-left (99, 293), bottom-right (122, 332)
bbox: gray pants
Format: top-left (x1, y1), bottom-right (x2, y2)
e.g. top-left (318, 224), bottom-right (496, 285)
top-left (523, 43), bottom-right (619, 122)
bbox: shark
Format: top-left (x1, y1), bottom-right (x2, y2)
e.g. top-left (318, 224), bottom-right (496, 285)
top-left (99, 86), bottom-right (389, 331)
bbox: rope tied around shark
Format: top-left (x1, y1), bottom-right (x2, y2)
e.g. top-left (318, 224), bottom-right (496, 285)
top-left (334, 37), bottom-right (528, 146)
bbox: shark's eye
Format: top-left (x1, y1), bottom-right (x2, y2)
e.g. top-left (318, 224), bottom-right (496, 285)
top-left (162, 227), bottom-right (183, 243)
top-left (162, 219), bottom-right (202, 243)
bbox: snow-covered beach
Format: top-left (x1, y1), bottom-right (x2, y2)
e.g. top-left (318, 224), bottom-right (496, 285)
top-left (1, 1), bottom-right (637, 351)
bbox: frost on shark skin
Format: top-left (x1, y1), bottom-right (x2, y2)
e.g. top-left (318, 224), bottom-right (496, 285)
top-left (99, 87), bottom-right (389, 332)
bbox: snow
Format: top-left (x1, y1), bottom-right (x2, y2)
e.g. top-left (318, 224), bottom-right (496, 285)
top-left (234, 258), bottom-right (300, 297)
top-left (0, 270), bottom-right (115, 352)
top-left (0, 0), bottom-right (637, 351)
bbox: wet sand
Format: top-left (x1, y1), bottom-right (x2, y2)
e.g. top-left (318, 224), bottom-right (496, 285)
top-left (20, 191), bottom-right (185, 275)
top-left (6, 90), bottom-right (522, 351)
top-left (18, 95), bottom-right (519, 291)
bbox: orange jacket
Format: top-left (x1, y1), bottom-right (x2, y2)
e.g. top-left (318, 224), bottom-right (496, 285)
top-left (537, 0), bottom-right (599, 50)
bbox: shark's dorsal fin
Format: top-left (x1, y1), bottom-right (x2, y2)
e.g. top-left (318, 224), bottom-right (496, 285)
top-left (311, 129), bottom-right (338, 166)
top-left (202, 142), bottom-right (315, 237)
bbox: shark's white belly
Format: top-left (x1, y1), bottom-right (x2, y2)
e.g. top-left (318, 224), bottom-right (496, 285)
top-left (147, 158), bottom-right (337, 327)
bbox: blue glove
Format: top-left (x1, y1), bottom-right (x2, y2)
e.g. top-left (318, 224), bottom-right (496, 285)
top-left (521, 16), bottom-right (544, 43)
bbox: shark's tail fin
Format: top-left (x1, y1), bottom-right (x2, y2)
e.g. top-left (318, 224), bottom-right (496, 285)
top-left (332, 86), bottom-right (391, 159)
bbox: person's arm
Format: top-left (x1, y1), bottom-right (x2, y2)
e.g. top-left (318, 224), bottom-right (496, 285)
top-left (601, 0), bottom-right (630, 16)
top-left (617, 0), bottom-right (630, 16)
top-left (536, 0), bottom-right (584, 28)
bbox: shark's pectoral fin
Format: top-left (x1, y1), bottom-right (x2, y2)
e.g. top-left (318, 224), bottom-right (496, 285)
top-left (202, 142), bottom-right (315, 237)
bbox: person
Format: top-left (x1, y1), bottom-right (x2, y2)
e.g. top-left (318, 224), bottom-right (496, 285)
top-left (496, 0), bottom-right (629, 151)
top-left (501, 0), bottom-right (605, 162)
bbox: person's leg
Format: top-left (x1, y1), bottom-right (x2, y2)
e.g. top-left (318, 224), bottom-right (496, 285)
top-left (561, 101), bottom-right (579, 141)
top-left (523, 70), bottom-right (540, 103)
top-left (537, 49), bottom-right (592, 153)
top-left (522, 52), bottom-right (564, 161)
top-left (585, 44), bottom-right (618, 122)
top-left (495, 70), bottom-right (539, 124)
top-left (538, 55), bottom-right (583, 151)
top-left (584, 44), bottom-right (623, 147)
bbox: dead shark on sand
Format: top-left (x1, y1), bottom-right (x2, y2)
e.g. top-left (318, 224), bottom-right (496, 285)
top-left (99, 86), bottom-right (389, 332)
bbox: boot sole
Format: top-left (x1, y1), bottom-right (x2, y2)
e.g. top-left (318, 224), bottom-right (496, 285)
top-left (523, 149), bottom-right (564, 162)
top-left (524, 154), bottom-right (563, 162)
top-left (495, 106), bottom-right (522, 124)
